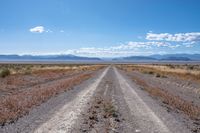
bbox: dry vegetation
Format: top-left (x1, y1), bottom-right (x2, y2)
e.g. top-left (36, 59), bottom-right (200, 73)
top-left (0, 64), bottom-right (105, 75)
top-left (0, 69), bottom-right (10, 78)
top-left (0, 64), bottom-right (106, 125)
top-left (80, 87), bottom-right (120, 132)
top-left (117, 64), bottom-right (200, 82)
top-left (0, 64), bottom-right (105, 95)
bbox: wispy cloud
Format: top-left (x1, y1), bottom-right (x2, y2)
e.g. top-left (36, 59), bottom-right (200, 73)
top-left (64, 41), bottom-right (176, 57)
top-left (29, 26), bottom-right (45, 33)
top-left (66, 47), bottom-right (154, 57)
top-left (64, 32), bottom-right (199, 56)
top-left (26, 30), bottom-right (199, 57)
top-left (117, 41), bottom-right (171, 49)
top-left (146, 32), bottom-right (200, 43)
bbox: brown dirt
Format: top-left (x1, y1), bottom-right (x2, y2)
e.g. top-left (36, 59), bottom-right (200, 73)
top-left (0, 72), bottom-right (93, 125)
top-left (0, 65), bottom-right (105, 125)
top-left (0, 65), bottom-right (105, 96)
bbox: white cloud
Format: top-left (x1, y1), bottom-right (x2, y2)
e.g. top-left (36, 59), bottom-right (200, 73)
top-left (60, 30), bottom-right (64, 33)
top-left (110, 41), bottom-right (172, 51)
top-left (146, 32), bottom-right (200, 43)
top-left (64, 41), bottom-right (175, 57)
top-left (29, 26), bottom-right (45, 33)
top-left (67, 47), bottom-right (153, 57)
top-left (127, 41), bottom-right (171, 48)
top-left (26, 30), bottom-right (198, 57)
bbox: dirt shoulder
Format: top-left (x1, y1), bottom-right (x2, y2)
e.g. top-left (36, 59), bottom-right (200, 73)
top-left (0, 65), bottom-right (105, 126)
top-left (0, 67), bottom-right (107, 133)
top-left (0, 64), bottom-right (105, 96)
top-left (117, 65), bottom-right (200, 132)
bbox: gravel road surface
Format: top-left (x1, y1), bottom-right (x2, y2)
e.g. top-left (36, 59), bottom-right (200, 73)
top-left (1, 66), bottom-right (191, 133)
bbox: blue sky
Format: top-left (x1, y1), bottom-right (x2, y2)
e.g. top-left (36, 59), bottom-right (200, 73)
top-left (0, 0), bottom-right (200, 57)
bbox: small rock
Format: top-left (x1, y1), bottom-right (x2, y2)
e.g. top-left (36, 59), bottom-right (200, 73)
top-left (135, 129), bottom-right (141, 132)
top-left (115, 118), bottom-right (120, 122)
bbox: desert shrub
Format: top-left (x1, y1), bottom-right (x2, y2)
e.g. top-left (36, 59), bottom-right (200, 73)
top-left (0, 69), bottom-right (10, 78)
top-left (167, 64), bottom-right (175, 69)
top-left (24, 66), bottom-right (32, 75)
top-left (161, 75), bottom-right (167, 78)
top-left (104, 102), bottom-right (116, 117)
top-left (120, 64), bottom-right (199, 82)
top-left (148, 71), bottom-right (154, 75)
top-left (40, 65), bottom-right (45, 68)
top-left (155, 73), bottom-right (161, 77)
top-left (155, 73), bottom-right (167, 78)
top-left (142, 71), bottom-right (154, 75)
top-left (187, 65), bottom-right (194, 70)
top-left (0, 73), bottom-right (92, 125)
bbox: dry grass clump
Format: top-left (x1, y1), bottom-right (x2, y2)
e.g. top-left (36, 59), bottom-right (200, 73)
top-left (104, 101), bottom-right (117, 118)
top-left (0, 73), bottom-right (92, 125)
top-left (0, 69), bottom-right (10, 78)
top-left (117, 64), bottom-right (200, 82)
top-left (133, 77), bottom-right (200, 119)
top-left (0, 64), bottom-right (106, 75)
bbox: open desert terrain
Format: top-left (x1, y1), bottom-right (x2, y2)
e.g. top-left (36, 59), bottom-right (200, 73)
top-left (0, 63), bottom-right (199, 133)
top-left (1, 0), bottom-right (200, 132)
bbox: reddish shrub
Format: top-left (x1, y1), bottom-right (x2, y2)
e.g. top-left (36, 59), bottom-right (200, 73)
top-left (0, 73), bottom-right (92, 125)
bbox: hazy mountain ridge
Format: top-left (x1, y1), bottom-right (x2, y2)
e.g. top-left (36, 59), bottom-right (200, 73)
top-left (114, 54), bottom-right (200, 61)
top-left (0, 54), bottom-right (199, 61)
top-left (149, 54), bottom-right (200, 60)
top-left (0, 54), bottom-right (101, 61)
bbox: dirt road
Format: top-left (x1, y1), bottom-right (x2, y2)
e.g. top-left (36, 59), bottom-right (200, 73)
top-left (1, 66), bottom-right (192, 133)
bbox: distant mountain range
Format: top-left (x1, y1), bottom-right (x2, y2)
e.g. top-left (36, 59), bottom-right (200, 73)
top-left (113, 54), bottom-right (200, 61)
top-left (0, 54), bottom-right (101, 61)
top-left (0, 54), bottom-right (199, 61)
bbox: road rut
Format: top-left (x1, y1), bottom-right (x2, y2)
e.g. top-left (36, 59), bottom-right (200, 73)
top-left (34, 67), bottom-right (109, 133)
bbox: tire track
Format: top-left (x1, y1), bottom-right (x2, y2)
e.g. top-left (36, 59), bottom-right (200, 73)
top-left (33, 67), bottom-right (109, 133)
top-left (114, 67), bottom-right (191, 133)
top-left (114, 67), bottom-right (171, 133)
